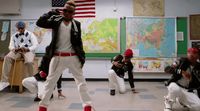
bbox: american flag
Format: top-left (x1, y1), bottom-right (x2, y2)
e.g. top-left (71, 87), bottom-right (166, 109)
top-left (52, 0), bottom-right (67, 7)
top-left (52, 0), bottom-right (96, 18)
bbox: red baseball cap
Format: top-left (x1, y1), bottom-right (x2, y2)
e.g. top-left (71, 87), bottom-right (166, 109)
top-left (187, 47), bottom-right (199, 54)
top-left (124, 49), bottom-right (133, 57)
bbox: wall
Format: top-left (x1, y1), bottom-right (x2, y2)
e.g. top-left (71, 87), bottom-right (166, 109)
top-left (1, 0), bottom-right (200, 19)
top-left (165, 0), bottom-right (200, 17)
top-left (0, 0), bottom-right (200, 79)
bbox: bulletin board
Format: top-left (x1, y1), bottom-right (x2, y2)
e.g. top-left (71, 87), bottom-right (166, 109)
top-left (120, 17), bottom-right (177, 72)
top-left (125, 17), bottom-right (176, 58)
top-left (177, 17), bottom-right (187, 56)
top-left (0, 20), bottom-right (11, 57)
top-left (190, 14), bottom-right (200, 40)
top-left (119, 17), bottom-right (187, 57)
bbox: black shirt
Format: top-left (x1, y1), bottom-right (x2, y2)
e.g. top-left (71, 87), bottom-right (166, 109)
top-left (111, 55), bottom-right (135, 88)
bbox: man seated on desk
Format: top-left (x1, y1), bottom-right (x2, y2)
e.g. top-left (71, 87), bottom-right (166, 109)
top-left (0, 21), bottom-right (38, 91)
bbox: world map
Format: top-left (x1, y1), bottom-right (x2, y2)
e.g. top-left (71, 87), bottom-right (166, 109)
top-left (77, 18), bottom-right (120, 53)
top-left (133, 0), bottom-right (164, 16)
top-left (126, 17), bottom-right (176, 57)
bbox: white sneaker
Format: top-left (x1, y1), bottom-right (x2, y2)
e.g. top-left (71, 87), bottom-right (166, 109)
top-left (176, 98), bottom-right (190, 109)
top-left (164, 96), bottom-right (174, 111)
top-left (0, 82), bottom-right (10, 91)
top-left (164, 108), bottom-right (172, 111)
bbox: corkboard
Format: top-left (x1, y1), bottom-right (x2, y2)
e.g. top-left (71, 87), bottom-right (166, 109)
top-left (190, 14), bottom-right (200, 40)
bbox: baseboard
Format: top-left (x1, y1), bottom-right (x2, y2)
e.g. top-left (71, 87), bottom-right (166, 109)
top-left (61, 78), bottom-right (168, 82)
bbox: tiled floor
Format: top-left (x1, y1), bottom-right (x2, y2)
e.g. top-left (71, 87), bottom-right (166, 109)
top-left (0, 81), bottom-right (189, 111)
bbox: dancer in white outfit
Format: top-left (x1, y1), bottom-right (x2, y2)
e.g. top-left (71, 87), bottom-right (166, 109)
top-left (36, 0), bottom-right (93, 111)
top-left (108, 49), bottom-right (137, 96)
top-left (164, 47), bottom-right (200, 111)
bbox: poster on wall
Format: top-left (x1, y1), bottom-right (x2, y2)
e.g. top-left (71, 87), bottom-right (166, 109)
top-left (0, 20), bottom-right (10, 56)
top-left (11, 20), bottom-right (52, 54)
top-left (126, 17), bottom-right (176, 58)
top-left (132, 58), bottom-right (176, 72)
top-left (191, 41), bottom-right (200, 49)
top-left (133, 0), bottom-right (164, 16)
top-left (190, 14), bottom-right (200, 40)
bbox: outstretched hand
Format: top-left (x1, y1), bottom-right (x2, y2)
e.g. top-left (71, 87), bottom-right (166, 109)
top-left (182, 71), bottom-right (191, 80)
top-left (113, 61), bottom-right (123, 68)
top-left (39, 71), bottom-right (47, 78)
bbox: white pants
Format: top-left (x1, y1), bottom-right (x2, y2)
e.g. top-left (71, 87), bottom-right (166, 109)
top-left (166, 82), bottom-right (200, 111)
top-left (108, 69), bottom-right (126, 93)
top-left (39, 56), bottom-right (91, 107)
top-left (22, 77), bottom-right (45, 98)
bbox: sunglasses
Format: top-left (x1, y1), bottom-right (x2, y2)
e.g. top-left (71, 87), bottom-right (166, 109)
top-left (63, 9), bottom-right (74, 13)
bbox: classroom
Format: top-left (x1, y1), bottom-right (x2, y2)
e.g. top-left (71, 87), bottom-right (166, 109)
top-left (0, 0), bottom-right (200, 111)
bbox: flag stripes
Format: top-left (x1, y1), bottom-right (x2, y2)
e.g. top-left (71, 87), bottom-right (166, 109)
top-left (52, 0), bottom-right (96, 18)
top-left (74, 0), bottom-right (96, 18)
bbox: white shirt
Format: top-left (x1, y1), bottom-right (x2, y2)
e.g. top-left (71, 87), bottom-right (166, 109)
top-left (56, 21), bottom-right (75, 53)
top-left (9, 29), bottom-right (38, 52)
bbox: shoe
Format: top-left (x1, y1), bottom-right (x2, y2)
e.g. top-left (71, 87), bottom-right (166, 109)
top-left (164, 108), bottom-right (172, 111)
top-left (58, 92), bottom-right (66, 99)
top-left (35, 94), bottom-right (53, 102)
top-left (110, 89), bottom-right (115, 96)
top-left (176, 98), bottom-right (189, 108)
top-left (0, 82), bottom-right (9, 91)
top-left (132, 88), bottom-right (139, 93)
top-left (39, 106), bottom-right (47, 111)
top-left (50, 94), bottom-right (53, 99)
top-left (34, 96), bottom-right (41, 102)
top-left (84, 105), bottom-right (91, 111)
top-left (164, 96), bottom-right (174, 111)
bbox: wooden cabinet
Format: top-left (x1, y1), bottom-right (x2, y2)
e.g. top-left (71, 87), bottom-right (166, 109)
top-left (0, 58), bottom-right (38, 93)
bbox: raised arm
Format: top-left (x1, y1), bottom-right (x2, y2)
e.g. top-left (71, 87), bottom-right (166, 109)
top-left (36, 10), bottom-right (62, 29)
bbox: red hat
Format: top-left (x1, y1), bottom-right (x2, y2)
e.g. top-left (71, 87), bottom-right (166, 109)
top-left (124, 49), bottom-right (133, 57)
top-left (187, 47), bottom-right (199, 54)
